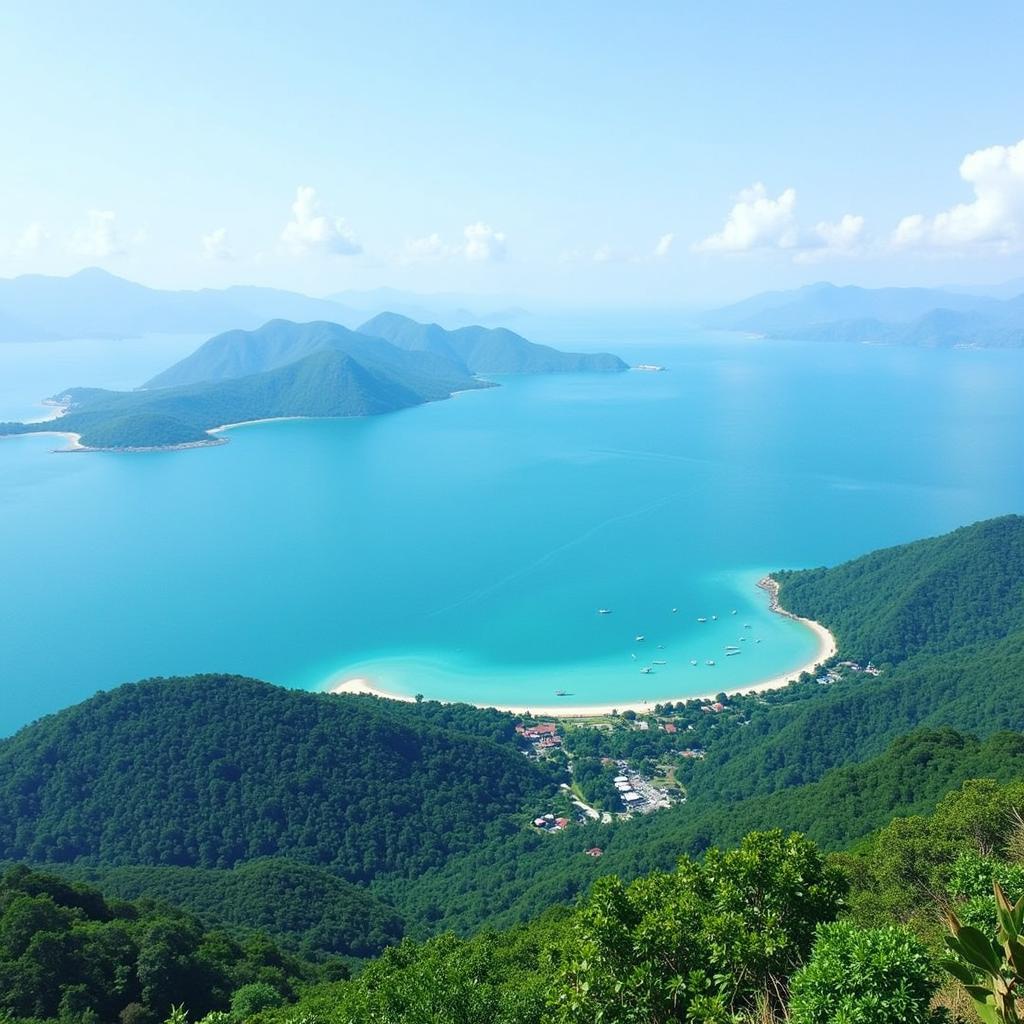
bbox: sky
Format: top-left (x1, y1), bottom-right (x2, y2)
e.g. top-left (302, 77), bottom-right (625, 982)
top-left (1, 1), bottom-right (1023, 305)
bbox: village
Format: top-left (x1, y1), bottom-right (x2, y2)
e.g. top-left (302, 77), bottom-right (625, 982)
top-left (516, 657), bottom-right (883, 843)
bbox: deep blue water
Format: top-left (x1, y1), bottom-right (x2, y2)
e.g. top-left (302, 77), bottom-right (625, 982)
top-left (1, 329), bottom-right (1022, 735)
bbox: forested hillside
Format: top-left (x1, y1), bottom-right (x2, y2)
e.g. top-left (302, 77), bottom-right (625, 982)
top-left (0, 865), bottom-right (322, 1024)
top-left (56, 860), bottom-right (404, 960)
top-left (0, 676), bottom-right (555, 880)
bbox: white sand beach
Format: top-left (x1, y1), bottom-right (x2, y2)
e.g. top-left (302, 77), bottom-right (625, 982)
top-left (328, 578), bottom-right (839, 718)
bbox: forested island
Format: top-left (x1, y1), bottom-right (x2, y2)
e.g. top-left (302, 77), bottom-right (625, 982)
top-left (0, 316), bottom-right (627, 451)
top-left (2, 516), bottom-right (1024, 1021)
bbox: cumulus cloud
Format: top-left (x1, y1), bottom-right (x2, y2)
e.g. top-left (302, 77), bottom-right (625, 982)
top-left (281, 186), bottom-right (361, 256)
top-left (463, 221), bottom-right (507, 262)
top-left (696, 183), bottom-right (865, 261)
top-left (891, 139), bottom-right (1024, 250)
top-left (201, 227), bottom-right (232, 261)
top-left (402, 232), bottom-right (451, 262)
top-left (695, 183), bottom-right (799, 252)
top-left (654, 232), bottom-right (674, 258)
top-left (401, 223), bottom-right (507, 264)
top-left (69, 210), bottom-right (124, 258)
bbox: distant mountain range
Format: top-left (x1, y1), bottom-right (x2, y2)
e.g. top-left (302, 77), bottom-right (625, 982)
top-left (0, 315), bottom-right (626, 450)
top-left (0, 269), bottom-right (531, 341)
top-left (0, 267), bottom-right (359, 341)
top-left (702, 282), bottom-right (1024, 348)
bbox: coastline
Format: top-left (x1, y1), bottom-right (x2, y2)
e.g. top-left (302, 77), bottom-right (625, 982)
top-left (328, 576), bottom-right (838, 717)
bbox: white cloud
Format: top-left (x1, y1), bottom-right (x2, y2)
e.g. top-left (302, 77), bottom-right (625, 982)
top-left (892, 138), bottom-right (1024, 250)
top-left (654, 233), bottom-right (674, 258)
top-left (694, 183), bottom-right (799, 252)
top-left (813, 213), bottom-right (864, 250)
top-left (402, 232), bottom-right (451, 263)
top-left (696, 184), bottom-right (864, 261)
top-left (281, 186), bottom-right (361, 256)
top-left (15, 223), bottom-right (48, 253)
top-left (201, 227), bottom-right (232, 261)
top-left (69, 210), bottom-right (124, 258)
top-left (463, 221), bottom-right (506, 262)
top-left (401, 223), bottom-right (507, 264)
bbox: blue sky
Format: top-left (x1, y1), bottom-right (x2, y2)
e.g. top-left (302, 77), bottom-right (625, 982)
top-left (2, 1), bottom-right (1023, 303)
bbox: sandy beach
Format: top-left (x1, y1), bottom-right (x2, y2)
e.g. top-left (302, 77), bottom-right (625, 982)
top-left (328, 577), bottom-right (839, 717)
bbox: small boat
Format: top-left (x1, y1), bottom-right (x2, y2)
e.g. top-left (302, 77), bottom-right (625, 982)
top-left (671, 607), bottom-right (678, 613)
top-left (697, 617), bottom-right (707, 623)
top-left (631, 653), bottom-right (637, 660)
top-left (740, 637), bottom-right (747, 642)
top-left (706, 659), bottom-right (716, 666)
top-left (656, 644), bottom-right (665, 649)
top-left (690, 659), bottom-right (698, 666)
top-left (640, 666), bottom-right (654, 674)
top-left (555, 689), bottom-right (567, 696)
top-left (756, 638), bottom-right (762, 644)
top-left (731, 609), bottom-right (737, 615)
top-left (635, 635), bottom-right (646, 642)
top-left (725, 645), bottom-right (740, 651)
top-left (744, 624), bottom-right (752, 629)
top-left (712, 614), bottom-right (718, 620)
top-left (598, 608), bottom-right (612, 615)
top-left (726, 650), bottom-right (741, 657)
top-left (653, 659), bottom-right (667, 665)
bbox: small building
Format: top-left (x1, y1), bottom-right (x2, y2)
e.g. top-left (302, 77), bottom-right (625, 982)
top-left (622, 791), bottom-right (642, 803)
top-left (662, 723), bottom-right (677, 734)
top-left (554, 817), bottom-right (570, 829)
top-left (613, 775), bottom-right (628, 784)
top-left (585, 847), bottom-right (604, 858)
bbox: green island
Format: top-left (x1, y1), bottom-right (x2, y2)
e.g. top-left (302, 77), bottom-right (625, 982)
top-left (0, 317), bottom-right (627, 451)
top-left (2, 515), bottom-right (1024, 1021)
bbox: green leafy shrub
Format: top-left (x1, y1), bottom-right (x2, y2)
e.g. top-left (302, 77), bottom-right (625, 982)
top-left (789, 921), bottom-right (943, 1023)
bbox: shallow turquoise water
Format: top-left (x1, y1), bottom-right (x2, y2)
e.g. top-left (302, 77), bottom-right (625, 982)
top-left (1, 329), bottom-right (1023, 734)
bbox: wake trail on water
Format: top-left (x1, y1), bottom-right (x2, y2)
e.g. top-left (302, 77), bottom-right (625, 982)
top-left (427, 492), bottom-right (680, 619)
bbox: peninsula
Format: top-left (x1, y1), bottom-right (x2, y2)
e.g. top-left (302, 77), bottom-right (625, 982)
top-left (0, 316), bottom-right (627, 451)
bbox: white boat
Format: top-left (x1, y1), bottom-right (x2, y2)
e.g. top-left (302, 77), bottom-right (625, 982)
top-left (653, 659), bottom-right (667, 665)
top-left (706, 659), bottom-right (716, 666)
top-left (712, 614), bottom-right (718, 620)
top-left (640, 666), bottom-right (653, 674)
top-left (690, 659), bottom-right (698, 666)
top-left (731, 609), bottom-right (737, 615)
top-left (725, 645), bottom-right (740, 651)
top-left (726, 650), bottom-right (741, 657)
top-left (671, 607), bottom-right (678, 613)
top-left (598, 608), bottom-right (612, 615)
top-left (635, 635), bottom-right (646, 642)
top-left (697, 617), bottom-right (707, 623)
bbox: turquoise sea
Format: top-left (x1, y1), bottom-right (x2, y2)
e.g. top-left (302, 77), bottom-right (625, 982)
top-left (1, 325), bottom-right (1023, 735)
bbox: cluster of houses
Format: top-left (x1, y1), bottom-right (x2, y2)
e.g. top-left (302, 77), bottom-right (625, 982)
top-left (613, 773), bottom-right (644, 806)
top-left (818, 660), bottom-right (882, 685)
top-left (516, 721), bottom-right (563, 752)
top-left (532, 812), bottom-right (571, 832)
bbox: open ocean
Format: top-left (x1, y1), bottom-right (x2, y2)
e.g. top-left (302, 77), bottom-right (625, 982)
top-left (1, 323), bottom-right (1023, 735)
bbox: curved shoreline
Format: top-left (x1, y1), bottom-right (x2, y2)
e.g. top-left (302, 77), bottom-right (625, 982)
top-left (329, 576), bottom-right (838, 717)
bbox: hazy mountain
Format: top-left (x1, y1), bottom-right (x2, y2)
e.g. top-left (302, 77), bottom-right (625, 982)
top-left (330, 286), bottom-right (529, 327)
top-left (359, 311), bottom-right (629, 373)
top-left (145, 318), bottom-right (475, 391)
top-left (0, 268), bottom-right (358, 340)
top-left (702, 282), bottom-right (1005, 333)
top-left (701, 281), bottom-right (1024, 348)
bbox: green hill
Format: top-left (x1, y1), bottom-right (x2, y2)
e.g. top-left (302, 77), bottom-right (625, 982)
top-left (143, 318), bottom-right (475, 391)
top-left (58, 859), bottom-right (403, 960)
top-left (359, 311), bottom-right (629, 373)
top-left (0, 676), bottom-right (554, 880)
top-left (0, 345), bottom-right (491, 449)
